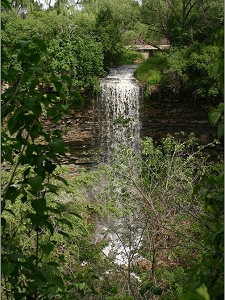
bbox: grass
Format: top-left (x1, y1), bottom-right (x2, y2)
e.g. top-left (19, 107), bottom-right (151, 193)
top-left (118, 48), bottom-right (144, 65)
top-left (134, 52), bottom-right (168, 85)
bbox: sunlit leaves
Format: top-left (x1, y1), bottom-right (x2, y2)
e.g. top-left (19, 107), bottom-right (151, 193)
top-left (1, 33), bottom-right (77, 299)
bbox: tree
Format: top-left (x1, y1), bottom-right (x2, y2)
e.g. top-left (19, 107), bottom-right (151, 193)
top-left (179, 27), bottom-right (224, 300)
top-left (95, 6), bottom-right (124, 68)
top-left (89, 0), bottom-right (143, 67)
top-left (141, 0), bottom-right (224, 46)
top-left (2, 9), bottom-right (105, 92)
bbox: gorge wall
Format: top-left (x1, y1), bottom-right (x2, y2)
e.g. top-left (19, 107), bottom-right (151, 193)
top-left (58, 95), bottom-right (219, 168)
top-left (140, 96), bottom-right (217, 143)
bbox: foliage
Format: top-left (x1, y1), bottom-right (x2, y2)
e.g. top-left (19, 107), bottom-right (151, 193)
top-left (95, 6), bottom-right (125, 68)
top-left (167, 43), bottom-right (222, 98)
top-left (179, 26), bottom-right (224, 300)
top-left (1, 163), bottom-right (111, 299)
top-left (1, 0), bottom-right (224, 299)
top-left (92, 0), bottom-right (143, 68)
top-left (87, 133), bottom-right (222, 300)
top-left (141, 0), bottom-right (224, 47)
top-left (1, 10), bottom-right (106, 92)
top-left (1, 34), bottom-right (85, 299)
top-left (179, 126), bottom-right (224, 299)
top-left (134, 42), bottom-right (223, 100)
top-left (118, 48), bottom-right (144, 65)
top-left (134, 52), bottom-right (168, 96)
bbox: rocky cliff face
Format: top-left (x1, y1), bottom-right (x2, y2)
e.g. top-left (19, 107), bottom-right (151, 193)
top-left (140, 96), bottom-right (217, 144)
top-left (55, 94), bottom-right (220, 168)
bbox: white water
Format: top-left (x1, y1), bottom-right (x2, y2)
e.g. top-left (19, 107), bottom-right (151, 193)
top-left (97, 65), bottom-right (141, 159)
top-left (96, 65), bottom-right (143, 267)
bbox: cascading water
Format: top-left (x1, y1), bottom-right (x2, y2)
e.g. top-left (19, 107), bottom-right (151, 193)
top-left (97, 65), bottom-right (142, 160)
top-left (95, 65), bottom-right (144, 268)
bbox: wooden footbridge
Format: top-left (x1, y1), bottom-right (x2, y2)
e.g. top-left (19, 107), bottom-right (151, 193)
top-left (130, 38), bottom-right (170, 59)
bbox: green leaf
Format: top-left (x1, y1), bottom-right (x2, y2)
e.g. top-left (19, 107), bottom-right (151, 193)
top-left (217, 122), bottom-right (224, 138)
top-left (31, 198), bottom-right (46, 214)
top-left (57, 218), bottom-right (73, 230)
top-left (153, 286), bottom-right (162, 295)
top-left (30, 53), bottom-right (40, 65)
top-left (24, 98), bottom-right (37, 109)
top-left (32, 38), bottom-right (47, 51)
top-left (180, 293), bottom-right (205, 300)
top-left (53, 175), bottom-right (68, 186)
top-left (47, 261), bottom-right (60, 267)
top-left (46, 206), bottom-right (61, 215)
top-left (192, 184), bottom-right (201, 196)
top-left (196, 284), bottom-right (210, 300)
top-left (1, 217), bottom-right (6, 227)
top-left (12, 252), bottom-right (23, 259)
top-left (61, 104), bottom-right (69, 111)
top-left (68, 211), bottom-right (83, 219)
top-left (45, 183), bottom-right (58, 193)
top-left (4, 153), bottom-right (14, 164)
top-left (218, 103), bottom-right (224, 113)
top-left (45, 160), bottom-right (57, 174)
top-left (58, 231), bottom-right (70, 238)
top-left (50, 276), bottom-right (65, 290)
top-left (54, 81), bottom-right (62, 92)
top-left (50, 139), bottom-right (65, 154)
top-left (18, 40), bottom-right (31, 49)
top-left (47, 292), bottom-right (57, 299)
top-left (71, 91), bottom-right (84, 107)
top-left (27, 213), bottom-right (48, 226)
top-left (47, 107), bottom-right (56, 119)
top-left (76, 282), bottom-right (85, 290)
top-left (208, 110), bottom-right (221, 125)
top-left (1, 263), bottom-right (16, 276)
top-left (213, 194), bottom-right (224, 202)
top-left (45, 221), bottom-right (54, 235)
top-left (30, 124), bottom-right (41, 140)
top-left (206, 176), bottom-right (220, 185)
top-left (200, 188), bottom-right (208, 197)
top-left (1, 0), bottom-right (11, 10)
top-left (40, 243), bottom-right (54, 256)
top-left (4, 186), bottom-right (20, 204)
top-left (52, 112), bottom-right (63, 123)
top-left (61, 74), bottom-right (72, 85)
top-left (28, 175), bottom-right (44, 191)
top-left (31, 67), bottom-right (43, 74)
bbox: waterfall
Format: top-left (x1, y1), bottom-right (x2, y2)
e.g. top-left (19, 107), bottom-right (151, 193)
top-left (97, 65), bottom-right (142, 160)
top-left (94, 65), bottom-right (144, 268)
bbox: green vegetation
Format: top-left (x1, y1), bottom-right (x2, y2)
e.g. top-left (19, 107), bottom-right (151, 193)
top-left (1, 9), bottom-right (106, 92)
top-left (135, 43), bottom-right (223, 99)
top-left (134, 53), bottom-right (168, 95)
top-left (135, 0), bottom-right (224, 99)
top-left (1, 0), bottom-right (223, 299)
top-left (118, 49), bottom-right (144, 65)
top-left (141, 0), bottom-right (223, 47)
top-left (2, 130), bottom-right (223, 299)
